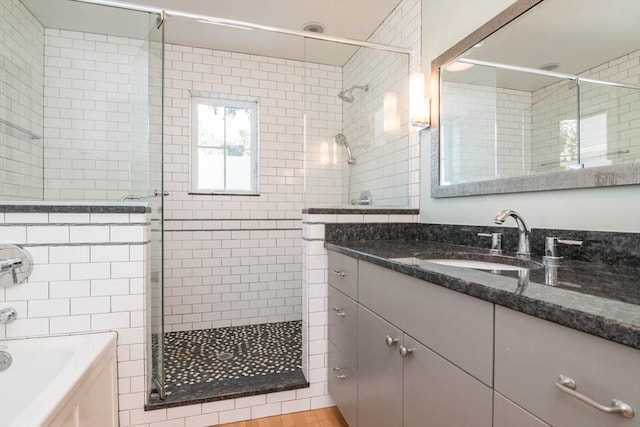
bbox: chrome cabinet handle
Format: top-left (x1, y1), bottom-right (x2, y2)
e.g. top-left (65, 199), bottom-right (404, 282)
top-left (555, 375), bottom-right (635, 419)
top-left (333, 367), bottom-right (347, 379)
top-left (332, 307), bottom-right (346, 317)
top-left (399, 346), bottom-right (413, 358)
top-left (385, 335), bottom-right (398, 347)
top-left (332, 269), bottom-right (346, 277)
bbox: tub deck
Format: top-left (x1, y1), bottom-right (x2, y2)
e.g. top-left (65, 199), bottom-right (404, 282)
top-left (0, 332), bottom-right (117, 427)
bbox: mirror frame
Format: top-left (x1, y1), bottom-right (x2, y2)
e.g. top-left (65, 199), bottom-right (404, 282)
top-left (430, 0), bottom-right (640, 198)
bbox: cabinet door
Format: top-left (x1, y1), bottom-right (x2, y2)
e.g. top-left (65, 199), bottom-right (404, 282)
top-left (328, 341), bottom-right (358, 427)
top-left (494, 392), bottom-right (551, 427)
top-left (359, 261), bottom-right (494, 386)
top-left (328, 285), bottom-right (358, 369)
top-left (495, 306), bottom-right (640, 427)
top-left (403, 335), bottom-right (492, 427)
top-left (358, 306), bottom-right (403, 427)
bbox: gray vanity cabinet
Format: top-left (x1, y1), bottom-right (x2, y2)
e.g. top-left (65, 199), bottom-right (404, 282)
top-left (357, 306), bottom-right (403, 427)
top-left (328, 285), bottom-right (359, 427)
top-left (358, 260), bottom-right (494, 386)
top-left (356, 305), bottom-right (493, 427)
top-left (328, 250), bottom-right (640, 427)
top-left (493, 393), bottom-right (551, 427)
top-left (328, 252), bottom-right (495, 427)
top-left (495, 306), bottom-right (640, 427)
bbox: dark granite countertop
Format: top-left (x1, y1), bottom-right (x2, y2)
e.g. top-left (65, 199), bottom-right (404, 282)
top-left (303, 207), bottom-right (418, 215)
top-left (0, 202), bottom-right (150, 213)
top-left (325, 240), bottom-right (640, 351)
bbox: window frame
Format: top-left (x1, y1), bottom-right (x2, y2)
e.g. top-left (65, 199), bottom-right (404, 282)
top-left (190, 96), bottom-right (259, 195)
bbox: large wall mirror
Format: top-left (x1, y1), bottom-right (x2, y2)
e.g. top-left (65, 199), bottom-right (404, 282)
top-left (430, 0), bottom-right (640, 197)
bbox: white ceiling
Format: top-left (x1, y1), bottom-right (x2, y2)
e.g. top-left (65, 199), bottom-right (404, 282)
top-left (447, 0), bottom-right (640, 92)
top-left (22, 0), bottom-right (404, 66)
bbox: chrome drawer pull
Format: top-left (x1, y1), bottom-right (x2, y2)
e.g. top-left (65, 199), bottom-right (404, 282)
top-left (555, 375), bottom-right (635, 419)
top-left (333, 367), bottom-right (347, 379)
top-left (332, 307), bottom-right (346, 317)
top-left (385, 335), bottom-right (398, 347)
top-left (332, 269), bottom-right (346, 277)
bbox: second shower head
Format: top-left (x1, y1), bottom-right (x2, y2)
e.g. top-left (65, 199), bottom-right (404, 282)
top-left (335, 133), bottom-right (356, 165)
top-left (337, 84), bottom-right (369, 103)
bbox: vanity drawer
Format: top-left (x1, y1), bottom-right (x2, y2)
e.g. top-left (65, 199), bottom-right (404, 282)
top-left (358, 261), bottom-right (494, 386)
top-left (328, 341), bottom-right (358, 427)
top-left (328, 251), bottom-right (358, 300)
top-left (328, 285), bottom-right (358, 369)
top-left (495, 306), bottom-right (640, 427)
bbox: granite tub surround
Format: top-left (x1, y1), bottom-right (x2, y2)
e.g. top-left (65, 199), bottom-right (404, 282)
top-left (324, 238), bottom-right (640, 351)
top-left (0, 202), bottom-right (150, 214)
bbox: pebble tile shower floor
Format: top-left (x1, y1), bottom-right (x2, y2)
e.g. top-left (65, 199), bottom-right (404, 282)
top-left (149, 320), bottom-right (307, 408)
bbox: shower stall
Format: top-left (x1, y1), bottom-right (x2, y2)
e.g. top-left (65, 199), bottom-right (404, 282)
top-left (1, 0), bottom-right (411, 407)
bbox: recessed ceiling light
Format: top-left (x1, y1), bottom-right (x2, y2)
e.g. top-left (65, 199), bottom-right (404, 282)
top-left (302, 22), bottom-right (325, 34)
top-left (539, 63), bottom-right (560, 71)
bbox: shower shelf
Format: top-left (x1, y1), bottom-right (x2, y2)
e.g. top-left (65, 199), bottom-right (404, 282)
top-left (0, 118), bottom-right (42, 140)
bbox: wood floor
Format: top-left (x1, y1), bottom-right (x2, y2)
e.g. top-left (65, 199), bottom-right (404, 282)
top-left (218, 407), bottom-right (348, 427)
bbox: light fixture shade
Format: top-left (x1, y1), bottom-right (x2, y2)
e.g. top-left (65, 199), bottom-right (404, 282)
top-left (410, 72), bottom-right (430, 128)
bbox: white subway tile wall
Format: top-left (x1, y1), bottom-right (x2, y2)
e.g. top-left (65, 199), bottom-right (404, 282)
top-left (42, 28), bottom-right (148, 201)
top-left (442, 82), bottom-right (532, 182)
top-left (340, 0), bottom-right (422, 208)
top-left (0, 1), bottom-right (423, 426)
top-left (162, 44), bottom-right (343, 330)
top-left (0, 0), bottom-right (45, 200)
top-left (303, 62), bottom-right (344, 207)
top-left (0, 212), bottom-right (150, 425)
top-left (532, 49), bottom-right (640, 170)
top-left (442, 48), bottom-right (640, 181)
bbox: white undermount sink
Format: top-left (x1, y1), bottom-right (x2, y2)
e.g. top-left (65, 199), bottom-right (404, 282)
top-left (423, 258), bottom-right (528, 271)
top-left (393, 252), bottom-right (543, 272)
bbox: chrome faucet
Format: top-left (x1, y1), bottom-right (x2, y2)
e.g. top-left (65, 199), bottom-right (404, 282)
top-left (351, 191), bottom-right (372, 206)
top-left (493, 209), bottom-right (531, 258)
top-left (0, 307), bottom-right (17, 325)
top-left (0, 257), bottom-right (22, 284)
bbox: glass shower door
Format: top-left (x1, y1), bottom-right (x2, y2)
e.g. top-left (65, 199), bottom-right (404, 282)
top-left (148, 11), bottom-right (166, 399)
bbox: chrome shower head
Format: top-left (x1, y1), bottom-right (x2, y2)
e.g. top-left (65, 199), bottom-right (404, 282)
top-left (335, 133), bottom-right (356, 165)
top-left (337, 84), bottom-right (369, 103)
top-left (338, 90), bottom-right (354, 103)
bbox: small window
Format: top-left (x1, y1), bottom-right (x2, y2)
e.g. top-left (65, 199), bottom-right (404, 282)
top-left (190, 96), bottom-right (259, 194)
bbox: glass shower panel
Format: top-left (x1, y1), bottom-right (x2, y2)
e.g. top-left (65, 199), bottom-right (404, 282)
top-left (530, 78), bottom-right (579, 173)
top-left (303, 37), bottom-right (410, 207)
top-left (578, 80), bottom-right (640, 168)
top-left (0, 0), bottom-right (44, 201)
top-left (147, 11), bottom-right (165, 398)
top-left (441, 63), bottom-right (498, 184)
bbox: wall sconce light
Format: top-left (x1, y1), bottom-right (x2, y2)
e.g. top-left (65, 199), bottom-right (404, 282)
top-left (410, 72), bottom-right (430, 128)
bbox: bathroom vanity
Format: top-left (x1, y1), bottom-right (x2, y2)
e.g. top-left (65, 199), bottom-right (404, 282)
top-left (326, 241), bottom-right (640, 427)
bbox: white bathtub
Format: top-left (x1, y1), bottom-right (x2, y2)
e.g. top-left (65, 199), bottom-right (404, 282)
top-left (0, 332), bottom-right (118, 427)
